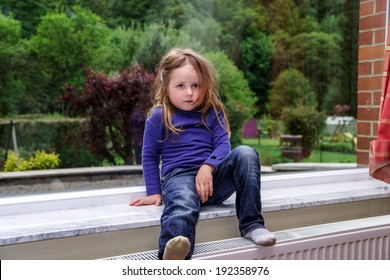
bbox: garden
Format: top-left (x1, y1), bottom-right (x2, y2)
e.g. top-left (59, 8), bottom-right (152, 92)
top-left (0, 0), bottom-right (359, 171)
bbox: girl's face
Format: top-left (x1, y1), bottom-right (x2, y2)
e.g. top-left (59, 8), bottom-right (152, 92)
top-left (167, 63), bottom-right (202, 111)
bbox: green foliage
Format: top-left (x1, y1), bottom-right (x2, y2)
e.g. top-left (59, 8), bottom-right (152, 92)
top-left (0, 0), bottom-right (50, 38)
top-left (268, 68), bottom-right (316, 117)
top-left (105, 0), bottom-right (152, 27)
top-left (28, 6), bottom-right (111, 110)
top-left (258, 114), bottom-right (280, 139)
top-left (0, 0), bottom-right (360, 168)
top-left (144, 0), bottom-right (196, 28)
top-left (268, 0), bottom-right (301, 35)
top-left (321, 141), bottom-right (355, 154)
top-left (239, 28), bottom-right (272, 112)
top-left (206, 51), bottom-right (257, 147)
top-left (3, 151), bottom-right (19, 171)
top-left (291, 32), bottom-right (342, 110)
top-left (182, 17), bottom-right (222, 52)
top-left (91, 25), bottom-right (142, 74)
top-left (212, 0), bottom-right (257, 63)
top-left (0, 14), bottom-right (24, 116)
top-left (135, 22), bottom-right (203, 73)
top-left (270, 30), bottom-right (294, 76)
top-left (281, 105), bottom-right (326, 157)
top-left (0, 120), bottom-right (101, 169)
top-left (0, 0), bottom-right (359, 119)
top-left (61, 65), bottom-right (155, 165)
top-left (242, 137), bottom-right (356, 166)
top-left (0, 13), bottom-right (49, 115)
top-left (3, 150), bottom-right (60, 172)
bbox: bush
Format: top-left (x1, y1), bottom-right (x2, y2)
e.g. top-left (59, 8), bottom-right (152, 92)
top-left (0, 120), bottom-right (102, 169)
top-left (281, 105), bottom-right (326, 157)
top-left (258, 114), bottom-right (280, 139)
top-left (267, 68), bottom-right (316, 118)
top-left (61, 65), bottom-right (155, 165)
top-left (206, 51), bottom-right (257, 147)
top-left (3, 150), bottom-right (60, 172)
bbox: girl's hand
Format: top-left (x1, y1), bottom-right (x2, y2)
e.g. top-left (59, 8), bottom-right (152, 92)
top-left (129, 194), bottom-right (162, 206)
top-left (196, 164), bottom-right (215, 203)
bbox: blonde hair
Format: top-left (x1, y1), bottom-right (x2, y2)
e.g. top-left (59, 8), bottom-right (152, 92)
top-left (151, 48), bottom-right (231, 138)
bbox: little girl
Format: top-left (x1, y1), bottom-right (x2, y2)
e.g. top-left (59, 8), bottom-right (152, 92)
top-left (130, 48), bottom-right (276, 260)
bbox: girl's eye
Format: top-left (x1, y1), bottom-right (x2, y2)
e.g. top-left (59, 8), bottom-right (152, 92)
top-left (177, 84), bottom-right (184, 88)
top-left (193, 84), bottom-right (200, 88)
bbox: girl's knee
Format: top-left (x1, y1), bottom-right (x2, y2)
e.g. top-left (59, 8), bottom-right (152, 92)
top-left (233, 145), bottom-right (259, 158)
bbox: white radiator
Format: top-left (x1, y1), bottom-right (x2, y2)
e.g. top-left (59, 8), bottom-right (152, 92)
top-left (194, 226), bottom-right (389, 260)
top-left (104, 215), bottom-right (390, 260)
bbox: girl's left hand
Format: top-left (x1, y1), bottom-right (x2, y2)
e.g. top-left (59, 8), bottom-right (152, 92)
top-left (196, 164), bottom-right (215, 203)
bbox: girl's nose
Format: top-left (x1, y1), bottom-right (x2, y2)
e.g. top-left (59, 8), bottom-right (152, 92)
top-left (186, 87), bottom-right (193, 96)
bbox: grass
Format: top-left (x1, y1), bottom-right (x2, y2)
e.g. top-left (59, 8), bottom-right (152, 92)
top-left (242, 137), bottom-right (356, 166)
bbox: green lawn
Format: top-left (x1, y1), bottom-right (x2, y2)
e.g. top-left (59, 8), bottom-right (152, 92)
top-left (242, 138), bottom-right (356, 166)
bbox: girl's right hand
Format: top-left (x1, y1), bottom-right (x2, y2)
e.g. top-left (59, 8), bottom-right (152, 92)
top-left (129, 194), bottom-right (162, 206)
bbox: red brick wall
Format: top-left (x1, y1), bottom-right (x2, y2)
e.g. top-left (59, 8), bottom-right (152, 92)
top-left (357, 0), bottom-right (388, 165)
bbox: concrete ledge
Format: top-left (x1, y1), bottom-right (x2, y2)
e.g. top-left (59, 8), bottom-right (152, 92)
top-left (0, 165), bottom-right (275, 195)
top-left (0, 166), bottom-right (144, 195)
top-left (0, 166), bottom-right (143, 180)
top-left (272, 162), bottom-right (357, 172)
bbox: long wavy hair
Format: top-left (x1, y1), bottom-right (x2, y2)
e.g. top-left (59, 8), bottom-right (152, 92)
top-left (150, 48), bottom-right (231, 138)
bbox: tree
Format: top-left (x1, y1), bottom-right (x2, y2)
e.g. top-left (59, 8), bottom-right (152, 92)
top-left (239, 27), bottom-right (272, 114)
top-left (212, 0), bottom-right (257, 63)
top-left (340, 0), bottom-right (359, 117)
top-left (281, 104), bottom-right (326, 158)
top-left (81, 0), bottom-right (153, 28)
top-left (267, 68), bottom-right (316, 118)
top-left (61, 65), bottom-right (155, 165)
top-left (271, 30), bottom-right (294, 80)
top-left (206, 51), bottom-right (257, 146)
top-left (0, 14), bottom-right (24, 116)
top-left (28, 6), bottom-right (110, 111)
top-left (0, 0), bottom-right (50, 38)
top-left (134, 23), bottom-right (203, 73)
top-left (182, 17), bottom-right (222, 52)
top-left (290, 31), bottom-right (342, 110)
top-left (91, 25), bottom-right (142, 74)
top-left (268, 0), bottom-right (301, 36)
top-left (144, 0), bottom-right (196, 28)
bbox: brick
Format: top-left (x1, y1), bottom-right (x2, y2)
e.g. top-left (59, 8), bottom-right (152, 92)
top-left (373, 91), bottom-right (383, 105)
top-left (358, 91), bottom-right (372, 105)
top-left (358, 45), bottom-right (385, 60)
top-left (373, 60), bottom-right (384, 74)
top-left (375, 0), bottom-right (387, 13)
top-left (357, 121), bottom-right (372, 135)
top-left (357, 0), bottom-right (387, 164)
top-left (357, 107), bottom-right (380, 121)
top-left (359, 13), bottom-right (387, 30)
top-left (359, 30), bottom-right (373, 45)
top-left (373, 122), bottom-right (379, 134)
top-left (360, 1), bottom-right (374, 16)
top-left (374, 28), bottom-right (386, 44)
top-left (358, 61), bottom-right (372, 75)
top-left (358, 76), bottom-right (382, 91)
top-left (357, 136), bottom-right (376, 150)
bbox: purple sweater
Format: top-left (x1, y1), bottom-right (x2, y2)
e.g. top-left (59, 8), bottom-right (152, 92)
top-left (142, 106), bottom-right (231, 195)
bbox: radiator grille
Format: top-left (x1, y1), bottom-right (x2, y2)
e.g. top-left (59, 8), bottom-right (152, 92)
top-left (103, 215), bottom-right (390, 260)
top-left (103, 232), bottom-right (291, 260)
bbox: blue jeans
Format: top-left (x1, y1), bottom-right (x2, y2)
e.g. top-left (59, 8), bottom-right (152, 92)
top-left (158, 145), bottom-right (265, 259)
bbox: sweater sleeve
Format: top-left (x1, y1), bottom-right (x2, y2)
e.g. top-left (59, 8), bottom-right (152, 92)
top-left (142, 108), bottom-right (163, 195)
top-left (203, 110), bottom-right (231, 170)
